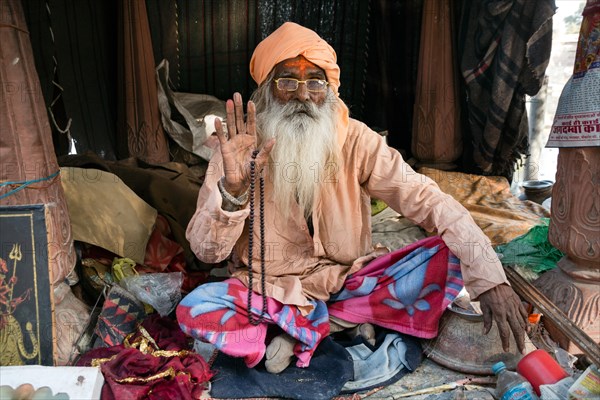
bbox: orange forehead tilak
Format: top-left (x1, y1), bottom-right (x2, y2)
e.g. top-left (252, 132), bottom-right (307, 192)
top-left (280, 57), bottom-right (318, 75)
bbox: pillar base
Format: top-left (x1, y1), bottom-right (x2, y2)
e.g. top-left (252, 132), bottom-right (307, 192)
top-left (533, 258), bottom-right (600, 354)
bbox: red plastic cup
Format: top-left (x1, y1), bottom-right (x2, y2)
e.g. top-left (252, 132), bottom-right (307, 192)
top-left (517, 349), bottom-right (569, 395)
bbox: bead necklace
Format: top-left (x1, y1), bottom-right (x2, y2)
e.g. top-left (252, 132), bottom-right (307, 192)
top-left (247, 149), bottom-right (267, 325)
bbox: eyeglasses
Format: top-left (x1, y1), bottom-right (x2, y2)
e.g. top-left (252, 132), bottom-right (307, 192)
top-left (274, 78), bottom-right (329, 92)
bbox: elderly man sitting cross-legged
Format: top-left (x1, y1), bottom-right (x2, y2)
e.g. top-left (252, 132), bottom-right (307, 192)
top-left (177, 22), bottom-right (528, 374)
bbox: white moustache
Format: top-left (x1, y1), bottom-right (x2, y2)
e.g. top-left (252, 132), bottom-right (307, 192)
top-left (282, 101), bottom-right (319, 119)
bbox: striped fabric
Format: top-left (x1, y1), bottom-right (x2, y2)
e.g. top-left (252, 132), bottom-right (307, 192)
top-left (459, 0), bottom-right (555, 180)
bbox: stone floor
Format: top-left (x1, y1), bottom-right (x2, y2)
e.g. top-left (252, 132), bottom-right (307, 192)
top-left (361, 358), bottom-right (495, 400)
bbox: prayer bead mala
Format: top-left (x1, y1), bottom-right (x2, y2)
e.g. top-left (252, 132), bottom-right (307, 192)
top-left (247, 149), bottom-right (267, 325)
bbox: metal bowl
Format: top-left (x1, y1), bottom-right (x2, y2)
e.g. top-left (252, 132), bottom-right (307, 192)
top-left (521, 180), bottom-right (553, 190)
top-left (422, 306), bottom-right (523, 375)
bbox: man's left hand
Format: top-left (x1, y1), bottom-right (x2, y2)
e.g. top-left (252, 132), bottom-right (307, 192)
top-left (478, 284), bottom-right (528, 354)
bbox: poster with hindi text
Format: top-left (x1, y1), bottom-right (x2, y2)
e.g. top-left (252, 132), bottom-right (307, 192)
top-left (546, 6), bottom-right (600, 148)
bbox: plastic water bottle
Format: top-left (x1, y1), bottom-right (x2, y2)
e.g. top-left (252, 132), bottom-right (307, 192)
top-left (492, 361), bottom-right (539, 400)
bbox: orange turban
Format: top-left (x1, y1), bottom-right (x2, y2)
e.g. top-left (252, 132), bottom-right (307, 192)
top-left (250, 22), bottom-right (341, 94)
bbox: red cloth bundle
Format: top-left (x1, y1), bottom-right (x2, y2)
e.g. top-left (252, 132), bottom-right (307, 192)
top-left (78, 314), bottom-right (214, 399)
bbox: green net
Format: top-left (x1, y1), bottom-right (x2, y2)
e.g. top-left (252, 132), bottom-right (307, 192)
top-left (495, 218), bottom-right (564, 273)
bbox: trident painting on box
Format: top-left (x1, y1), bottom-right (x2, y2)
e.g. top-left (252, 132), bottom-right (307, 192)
top-left (0, 205), bottom-right (55, 366)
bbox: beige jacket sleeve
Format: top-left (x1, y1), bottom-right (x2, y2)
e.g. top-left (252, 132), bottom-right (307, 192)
top-left (354, 126), bottom-right (509, 299)
top-left (185, 151), bottom-right (250, 263)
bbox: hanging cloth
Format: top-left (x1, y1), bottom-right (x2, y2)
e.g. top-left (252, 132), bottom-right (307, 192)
top-left (459, 0), bottom-right (555, 179)
top-left (118, 0), bottom-right (169, 163)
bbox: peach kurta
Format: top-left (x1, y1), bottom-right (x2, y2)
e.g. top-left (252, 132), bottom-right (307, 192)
top-left (186, 118), bottom-right (509, 313)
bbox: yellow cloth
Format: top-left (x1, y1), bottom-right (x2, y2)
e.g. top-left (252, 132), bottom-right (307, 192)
top-left (418, 168), bottom-right (550, 246)
top-left (61, 167), bottom-right (157, 264)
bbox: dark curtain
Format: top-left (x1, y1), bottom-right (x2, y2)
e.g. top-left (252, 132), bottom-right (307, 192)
top-left (23, 0), bottom-right (118, 160)
top-left (145, 0), bottom-right (372, 122)
top-left (23, 0), bottom-right (553, 175)
top-left (24, 0), bottom-right (426, 160)
top-left (363, 0), bottom-right (424, 152)
top-left (145, 0), bottom-right (260, 100)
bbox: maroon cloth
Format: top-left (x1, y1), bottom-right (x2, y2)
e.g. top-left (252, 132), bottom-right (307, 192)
top-left (78, 315), bottom-right (213, 400)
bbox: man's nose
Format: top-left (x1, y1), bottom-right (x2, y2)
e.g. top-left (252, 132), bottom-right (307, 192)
top-left (293, 82), bottom-right (311, 102)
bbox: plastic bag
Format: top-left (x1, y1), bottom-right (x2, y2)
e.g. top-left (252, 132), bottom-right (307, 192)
top-left (495, 218), bottom-right (564, 273)
top-left (120, 272), bottom-right (183, 316)
top-left (156, 59), bottom-right (225, 161)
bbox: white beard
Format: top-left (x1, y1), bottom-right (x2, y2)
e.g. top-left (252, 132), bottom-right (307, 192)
top-left (254, 87), bottom-right (339, 218)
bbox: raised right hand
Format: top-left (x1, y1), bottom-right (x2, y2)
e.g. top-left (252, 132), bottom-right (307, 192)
top-left (215, 92), bottom-right (275, 196)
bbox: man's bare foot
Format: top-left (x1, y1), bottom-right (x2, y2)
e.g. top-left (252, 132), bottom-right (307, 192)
top-left (348, 323), bottom-right (376, 346)
top-left (265, 334), bottom-right (296, 374)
